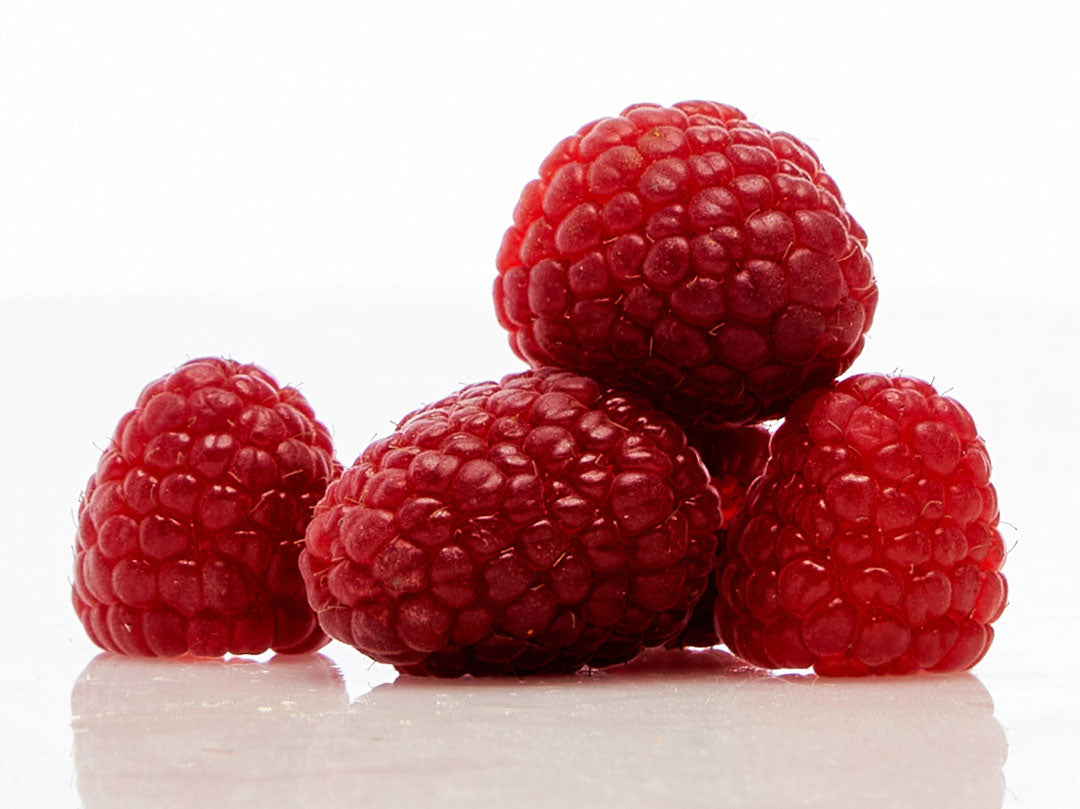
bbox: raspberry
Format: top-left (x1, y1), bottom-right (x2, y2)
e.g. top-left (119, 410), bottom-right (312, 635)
top-left (300, 368), bottom-right (721, 676)
top-left (670, 425), bottom-right (770, 647)
top-left (495, 100), bottom-right (877, 428)
top-left (72, 358), bottom-right (338, 657)
top-left (716, 374), bottom-right (1007, 675)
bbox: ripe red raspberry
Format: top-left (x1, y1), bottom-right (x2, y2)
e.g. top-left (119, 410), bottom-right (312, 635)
top-left (300, 368), bottom-right (721, 676)
top-left (73, 358), bottom-right (338, 657)
top-left (495, 100), bottom-right (877, 428)
top-left (670, 425), bottom-right (770, 647)
top-left (717, 374), bottom-right (1007, 675)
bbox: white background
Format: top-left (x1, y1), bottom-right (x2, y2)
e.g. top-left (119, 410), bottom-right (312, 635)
top-left (1, 1), bottom-right (1078, 806)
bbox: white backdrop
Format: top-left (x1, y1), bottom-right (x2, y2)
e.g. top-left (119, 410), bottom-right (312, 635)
top-left (2, 2), bottom-right (1078, 807)
top-left (3, 1), bottom-right (1076, 299)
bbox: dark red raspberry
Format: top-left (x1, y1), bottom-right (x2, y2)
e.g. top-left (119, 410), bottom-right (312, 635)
top-left (73, 358), bottom-right (338, 657)
top-left (300, 368), bottom-right (721, 676)
top-left (670, 425), bottom-right (770, 647)
top-left (717, 374), bottom-right (1007, 675)
top-left (495, 100), bottom-right (877, 428)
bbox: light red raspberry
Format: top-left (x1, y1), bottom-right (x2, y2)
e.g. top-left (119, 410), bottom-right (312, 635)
top-left (495, 100), bottom-right (877, 428)
top-left (671, 425), bottom-right (771, 647)
top-left (300, 368), bottom-right (721, 676)
top-left (717, 374), bottom-right (1007, 675)
top-left (73, 358), bottom-right (338, 656)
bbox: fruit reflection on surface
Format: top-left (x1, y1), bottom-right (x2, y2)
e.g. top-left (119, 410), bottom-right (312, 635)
top-left (71, 654), bottom-right (349, 809)
top-left (72, 648), bottom-right (1006, 809)
top-left (313, 649), bottom-right (1005, 808)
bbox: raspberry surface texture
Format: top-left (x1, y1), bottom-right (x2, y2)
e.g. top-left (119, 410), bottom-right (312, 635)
top-left (300, 368), bottom-right (721, 676)
top-left (717, 374), bottom-right (1007, 675)
top-left (495, 100), bottom-right (877, 428)
top-left (73, 358), bottom-right (338, 657)
top-left (672, 425), bottom-right (771, 647)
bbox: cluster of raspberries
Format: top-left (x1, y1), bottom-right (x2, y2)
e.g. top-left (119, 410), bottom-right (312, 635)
top-left (74, 101), bottom-right (1007, 676)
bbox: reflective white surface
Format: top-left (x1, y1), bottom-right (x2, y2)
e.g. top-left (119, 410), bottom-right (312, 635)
top-left (71, 650), bottom-right (1005, 809)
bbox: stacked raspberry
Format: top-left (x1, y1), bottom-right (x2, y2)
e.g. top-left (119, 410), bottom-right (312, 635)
top-left (74, 100), bottom-right (1006, 677)
top-left (495, 100), bottom-right (877, 428)
top-left (484, 100), bottom-right (1005, 675)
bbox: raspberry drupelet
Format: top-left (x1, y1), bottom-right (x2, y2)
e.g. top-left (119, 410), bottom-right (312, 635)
top-left (671, 425), bottom-right (771, 648)
top-left (716, 374), bottom-right (1007, 675)
top-left (300, 368), bottom-right (722, 676)
top-left (73, 358), bottom-right (338, 656)
top-left (495, 100), bottom-right (877, 428)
